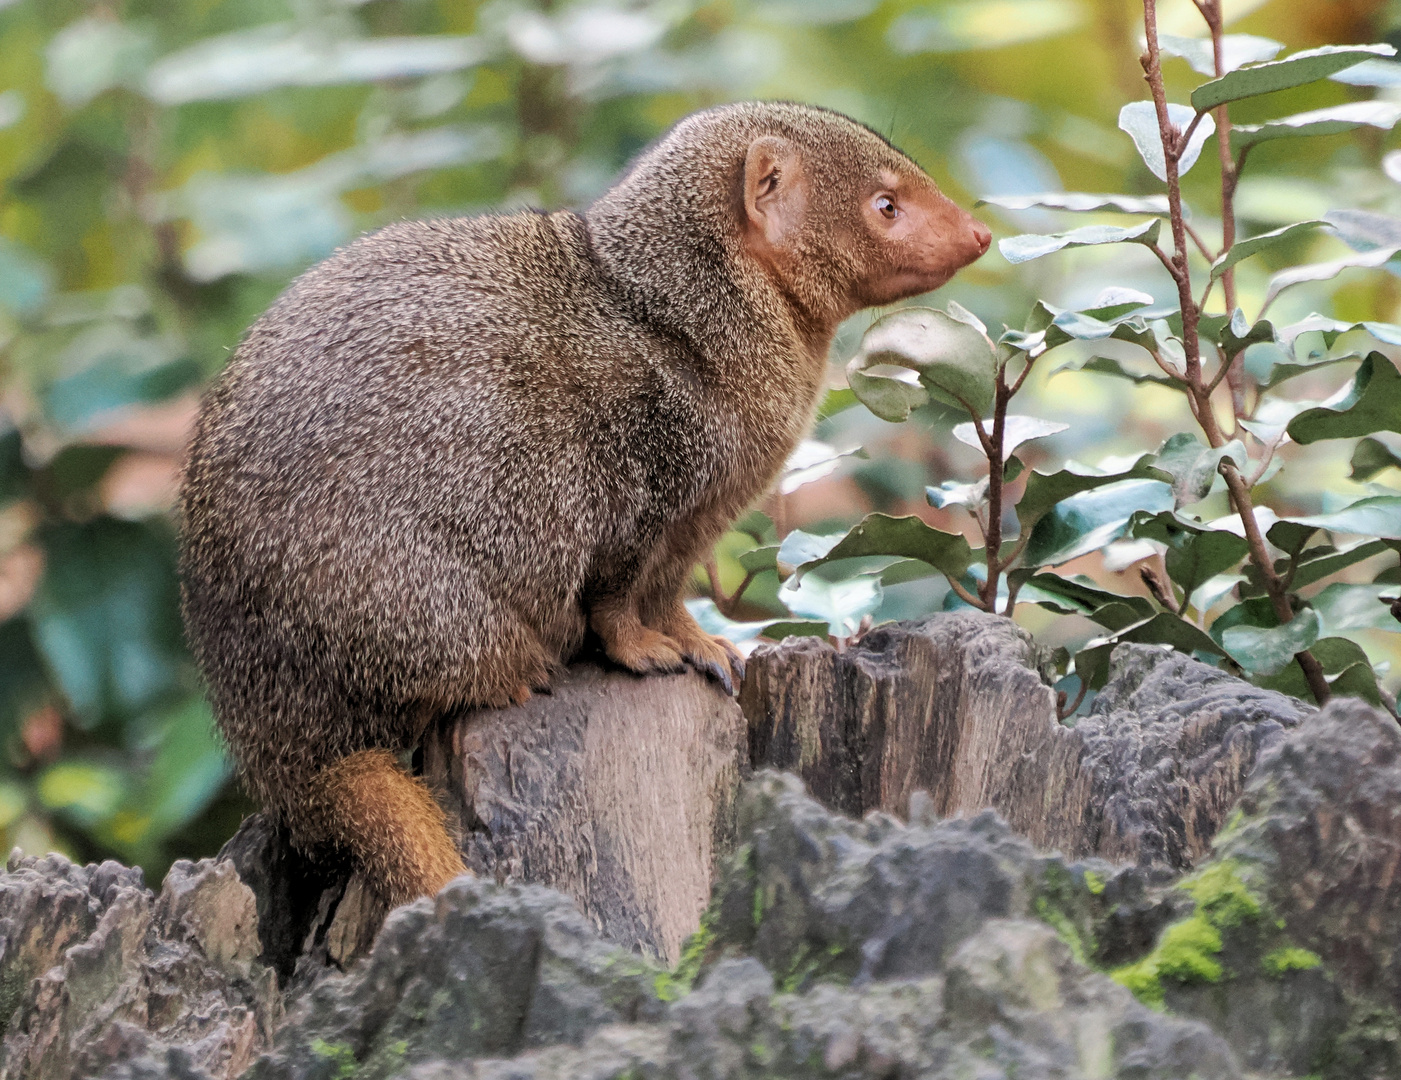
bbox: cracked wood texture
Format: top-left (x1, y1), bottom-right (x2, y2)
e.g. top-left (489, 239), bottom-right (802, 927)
top-left (741, 611), bottom-right (1310, 869)
top-left (422, 661), bottom-right (748, 965)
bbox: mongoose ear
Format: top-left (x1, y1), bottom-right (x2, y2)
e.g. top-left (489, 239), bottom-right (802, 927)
top-left (743, 135), bottom-right (806, 251)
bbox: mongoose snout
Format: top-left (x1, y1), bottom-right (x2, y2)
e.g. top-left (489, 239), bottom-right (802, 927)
top-left (179, 101), bottom-right (989, 909)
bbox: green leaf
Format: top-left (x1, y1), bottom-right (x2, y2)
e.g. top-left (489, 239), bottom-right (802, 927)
top-left (1210, 221), bottom-right (1327, 280)
top-left (1326, 209), bottom-right (1401, 254)
top-left (687, 598), bottom-right (803, 647)
top-left (1267, 496), bottom-right (1401, 547)
top-left (952, 415), bottom-right (1069, 460)
top-left (816, 387), bottom-right (858, 420)
top-left (1288, 354), bottom-right (1401, 443)
top-left (1253, 637), bottom-right (1384, 706)
top-left (37, 760), bottom-right (128, 827)
top-left (1023, 478), bottom-right (1174, 568)
top-left (1158, 32), bottom-right (1282, 76)
top-left (1197, 309), bottom-right (1276, 354)
top-left (0, 239), bottom-right (52, 318)
top-left (1012, 570), bottom-right (1154, 627)
top-left (45, 16), bottom-right (154, 107)
top-left (1017, 456), bottom-right (1171, 530)
top-left (1220, 608), bottom-right (1321, 676)
top-left (1263, 246), bottom-right (1400, 315)
top-left (1277, 313), bottom-right (1401, 350)
top-left (1309, 582), bottom-right (1401, 633)
top-left (28, 519), bottom-right (183, 727)
top-left (927, 478), bottom-right (988, 511)
top-left (1351, 438), bottom-right (1401, 481)
top-left (848, 307), bottom-right (996, 419)
top-left (779, 513), bottom-right (976, 580)
top-left (1111, 611), bottom-right (1229, 658)
top-left (975, 192), bottom-right (1170, 215)
top-left (1232, 102), bottom-right (1401, 150)
top-left (1191, 43), bottom-right (1396, 111)
top-left (778, 572), bottom-right (882, 637)
top-left (1118, 102), bottom-right (1215, 181)
top-left (0, 618), bottom-right (48, 743)
top-left (1131, 511), bottom-right (1250, 603)
top-left (999, 219), bottom-right (1162, 265)
top-left (145, 27), bottom-right (489, 104)
top-left (1279, 539), bottom-right (1394, 591)
top-left (737, 545), bottom-right (780, 574)
top-left (134, 697), bottom-right (231, 841)
top-left (1150, 433), bottom-right (1249, 507)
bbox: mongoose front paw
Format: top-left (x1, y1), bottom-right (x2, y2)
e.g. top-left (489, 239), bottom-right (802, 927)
top-left (605, 626), bottom-right (687, 676)
top-left (678, 632), bottom-right (746, 696)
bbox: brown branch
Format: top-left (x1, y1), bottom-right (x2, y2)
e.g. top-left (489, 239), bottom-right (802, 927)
top-left (1057, 680), bottom-right (1090, 721)
top-left (1219, 460), bottom-right (1330, 704)
top-left (1140, 560), bottom-right (1180, 613)
top-left (1184, 222), bottom-right (1218, 262)
top-left (982, 376), bottom-right (1009, 608)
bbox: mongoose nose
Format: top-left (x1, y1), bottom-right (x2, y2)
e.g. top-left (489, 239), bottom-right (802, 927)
top-left (971, 220), bottom-right (992, 253)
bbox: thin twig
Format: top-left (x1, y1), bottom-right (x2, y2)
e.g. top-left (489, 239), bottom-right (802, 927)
top-left (946, 574), bottom-right (989, 611)
top-left (1149, 242), bottom-right (1186, 284)
top-left (1184, 222), bottom-right (1218, 262)
top-left (1140, 559), bottom-right (1180, 613)
top-left (1057, 680), bottom-right (1090, 720)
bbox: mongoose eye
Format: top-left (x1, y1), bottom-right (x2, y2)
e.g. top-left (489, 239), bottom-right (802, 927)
top-left (875, 195), bottom-right (899, 220)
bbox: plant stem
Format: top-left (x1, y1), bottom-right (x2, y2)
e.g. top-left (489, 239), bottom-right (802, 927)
top-left (1142, 0), bottom-right (1330, 705)
top-left (982, 375), bottom-right (1008, 609)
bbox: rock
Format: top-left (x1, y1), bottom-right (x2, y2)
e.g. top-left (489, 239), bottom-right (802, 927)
top-left (243, 878), bottom-right (666, 1080)
top-left (744, 614), bottom-right (1311, 870)
top-left (0, 854), bottom-right (278, 1080)
top-left (215, 773), bottom-right (1240, 1080)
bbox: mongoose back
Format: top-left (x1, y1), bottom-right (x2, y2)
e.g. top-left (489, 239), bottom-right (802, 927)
top-left (179, 101), bottom-right (991, 908)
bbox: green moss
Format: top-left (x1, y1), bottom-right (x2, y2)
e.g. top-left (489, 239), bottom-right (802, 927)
top-left (310, 1039), bottom-right (359, 1080)
top-left (1035, 895), bottom-right (1088, 965)
top-left (1111, 861), bottom-right (1265, 1008)
top-left (1083, 870), bottom-right (1105, 896)
top-left (1262, 947), bottom-right (1321, 977)
top-left (1181, 861), bottom-right (1261, 930)
top-left (655, 908), bottom-right (716, 1002)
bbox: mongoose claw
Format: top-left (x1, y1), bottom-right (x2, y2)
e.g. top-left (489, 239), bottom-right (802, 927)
top-left (691, 657), bottom-right (735, 696)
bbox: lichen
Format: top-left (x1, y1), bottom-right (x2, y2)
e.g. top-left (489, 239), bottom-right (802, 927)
top-left (1181, 861), bottom-right (1261, 929)
top-left (1032, 862), bottom-right (1097, 966)
top-left (1083, 870), bottom-right (1105, 896)
top-left (1262, 947), bottom-right (1321, 977)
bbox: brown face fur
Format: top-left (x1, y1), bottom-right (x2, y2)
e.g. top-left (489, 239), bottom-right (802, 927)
top-left (740, 120), bottom-right (990, 329)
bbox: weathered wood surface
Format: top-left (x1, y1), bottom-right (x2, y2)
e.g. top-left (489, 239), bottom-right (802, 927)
top-left (422, 661), bottom-right (747, 964)
top-left (742, 611), bottom-right (1311, 869)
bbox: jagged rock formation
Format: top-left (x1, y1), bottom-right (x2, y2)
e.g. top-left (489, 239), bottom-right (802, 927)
top-left (0, 856), bottom-right (277, 1080)
top-left (2, 615), bottom-right (1398, 1080)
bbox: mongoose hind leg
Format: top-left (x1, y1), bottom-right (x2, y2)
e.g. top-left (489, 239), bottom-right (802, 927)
top-left (305, 749), bottom-right (467, 908)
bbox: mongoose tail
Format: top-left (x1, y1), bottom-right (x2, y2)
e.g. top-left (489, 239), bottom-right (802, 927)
top-left (305, 749), bottom-right (467, 908)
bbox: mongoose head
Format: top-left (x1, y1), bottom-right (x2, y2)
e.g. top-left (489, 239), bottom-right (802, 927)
top-left (588, 102), bottom-right (990, 348)
top-left (733, 105), bottom-right (992, 321)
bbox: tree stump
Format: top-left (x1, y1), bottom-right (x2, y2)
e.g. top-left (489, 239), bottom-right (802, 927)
top-left (421, 661), bottom-right (747, 964)
top-left (742, 611), bottom-right (1310, 869)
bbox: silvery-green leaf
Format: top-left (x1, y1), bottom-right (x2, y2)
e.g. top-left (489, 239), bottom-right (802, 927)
top-left (46, 16), bottom-right (154, 106)
top-left (778, 571), bottom-right (883, 638)
top-left (1263, 247), bottom-right (1401, 315)
top-left (779, 440), bottom-right (863, 495)
top-left (1192, 43), bottom-right (1396, 111)
top-left (1232, 102), bottom-right (1401, 151)
top-left (1210, 221), bottom-right (1326, 280)
top-left (849, 307), bottom-right (997, 418)
top-left (1000, 219), bottom-right (1162, 264)
top-left (975, 192), bottom-right (1170, 215)
top-left (952, 415), bottom-right (1070, 460)
top-left (1152, 433), bottom-right (1248, 507)
top-left (1157, 32), bottom-right (1283, 76)
top-left (927, 478), bottom-right (989, 510)
top-left (1332, 58), bottom-right (1401, 86)
top-left (1118, 101), bottom-right (1215, 181)
top-left (1288, 355), bottom-right (1401, 444)
top-left (1271, 495), bottom-right (1401, 542)
top-left (504, 7), bottom-right (667, 65)
top-left (1352, 438), bottom-right (1401, 481)
top-left (1221, 608), bottom-right (1321, 676)
top-left (685, 598), bottom-right (795, 648)
top-left (146, 25), bottom-right (488, 103)
top-left (1022, 478), bottom-right (1174, 568)
top-left (1326, 209), bottom-right (1401, 253)
top-left (1309, 582), bottom-right (1401, 633)
top-left (1277, 313), bottom-right (1401, 348)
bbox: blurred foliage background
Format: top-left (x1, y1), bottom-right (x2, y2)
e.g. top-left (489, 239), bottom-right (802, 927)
top-left (1, 0), bottom-right (1398, 882)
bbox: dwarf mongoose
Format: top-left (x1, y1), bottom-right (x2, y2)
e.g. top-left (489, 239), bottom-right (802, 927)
top-left (179, 102), bottom-right (991, 907)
